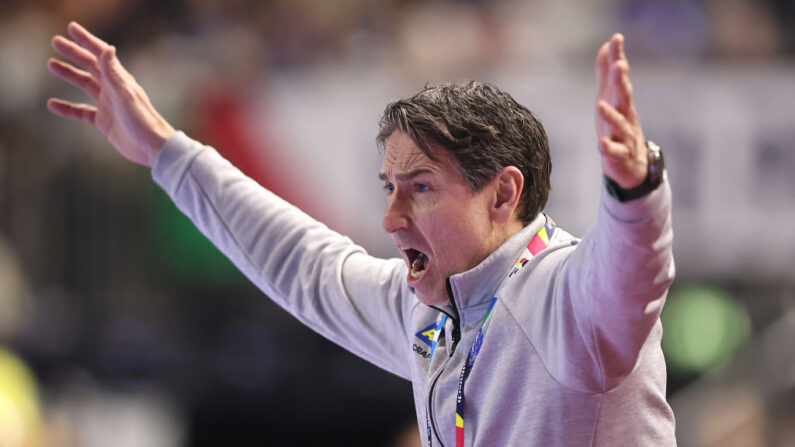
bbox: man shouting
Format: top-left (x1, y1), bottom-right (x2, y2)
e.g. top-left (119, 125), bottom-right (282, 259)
top-left (48, 22), bottom-right (674, 446)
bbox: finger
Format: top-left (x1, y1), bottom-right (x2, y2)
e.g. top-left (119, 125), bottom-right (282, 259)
top-left (595, 41), bottom-right (610, 92)
top-left (67, 21), bottom-right (108, 59)
top-left (610, 60), bottom-right (632, 114)
top-left (617, 33), bottom-right (627, 62)
top-left (47, 98), bottom-right (97, 125)
top-left (597, 100), bottom-right (633, 141)
top-left (48, 58), bottom-right (101, 99)
top-left (608, 33), bottom-right (623, 66)
top-left (52, 35), bottom-right (100, 77)
top-left (598, 136), bottom-right (629, 160)
top-left (98, 45), bottom-right (129, 90)
top-left (617, 68), bottom-right (637, 121)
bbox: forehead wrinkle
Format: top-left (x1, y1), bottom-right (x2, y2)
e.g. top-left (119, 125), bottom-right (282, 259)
top-left (395, 151), bottom-right (430, 172)
top-left (381, 140), bottom-right (436, 179)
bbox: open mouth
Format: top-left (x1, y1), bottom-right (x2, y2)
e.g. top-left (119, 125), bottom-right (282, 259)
top-left (404, 248), bottom-right (429, 280)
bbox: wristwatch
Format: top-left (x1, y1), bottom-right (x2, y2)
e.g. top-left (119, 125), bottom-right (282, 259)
top-left (603, 140), bottom-right (664, 202)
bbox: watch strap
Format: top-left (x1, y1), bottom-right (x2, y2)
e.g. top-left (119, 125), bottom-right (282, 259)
top-left (603, 140), bottom-right (664, 202)
top-left (603, 174), bottom-right (659, 202)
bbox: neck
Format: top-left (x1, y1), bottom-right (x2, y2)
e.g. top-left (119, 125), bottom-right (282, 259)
top-left (427, 218), bottom-right (527, 307)
top-left (490, 218), bottom-right (525, 253)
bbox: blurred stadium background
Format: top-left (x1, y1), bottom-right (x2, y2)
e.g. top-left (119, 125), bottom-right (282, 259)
top-left (1, 0), bottom-right (794, 445)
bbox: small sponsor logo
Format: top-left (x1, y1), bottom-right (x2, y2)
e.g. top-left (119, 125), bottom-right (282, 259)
top-left (508, 257), bottom-right (528, 278)
top-left (415, 322), bottom-right (438, 347)
top-left (413, 343), bottom-right (430, 359)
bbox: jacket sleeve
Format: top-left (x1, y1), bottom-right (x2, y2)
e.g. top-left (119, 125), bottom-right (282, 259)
top-left (551, 175), bottom-right (674, 391)
top-left (151, 131), bottom-right (415, 379)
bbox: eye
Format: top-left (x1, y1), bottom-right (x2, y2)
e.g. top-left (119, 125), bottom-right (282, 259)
top-left (415, 183), bottom-right (429, 193)
top-left (383, 183), bottom-right (395, 195)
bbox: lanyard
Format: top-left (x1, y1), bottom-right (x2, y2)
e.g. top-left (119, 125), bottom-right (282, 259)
top-left (454, 297), bottom-right (497, 446)
top-left (426, 215), bottom-right (556, 447)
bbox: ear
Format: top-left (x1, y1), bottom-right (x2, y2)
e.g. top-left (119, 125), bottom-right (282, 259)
top-left (489, 166), bottom-right (524, 224)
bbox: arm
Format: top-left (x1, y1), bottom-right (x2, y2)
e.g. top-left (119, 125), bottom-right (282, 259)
top-left (154, 134), bottom-right (414, 377)
top-left (47, 22), bottom-right (416, 379)
top-left (560, 34), bottom-right (674, 390)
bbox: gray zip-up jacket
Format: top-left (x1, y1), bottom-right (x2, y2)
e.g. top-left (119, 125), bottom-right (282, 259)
top-left (153, 132), bottom-right (676, 446)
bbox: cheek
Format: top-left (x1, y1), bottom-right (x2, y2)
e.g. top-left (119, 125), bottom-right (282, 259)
top-left (446, 198), bottom-right (490, 234)
top-left (423, 205), bottom-right (489, 269)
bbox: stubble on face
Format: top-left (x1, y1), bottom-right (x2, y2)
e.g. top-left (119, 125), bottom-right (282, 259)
top-left (380, 131), bottom-right (496, 306)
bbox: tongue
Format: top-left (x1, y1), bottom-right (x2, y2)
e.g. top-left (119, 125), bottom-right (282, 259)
top-left (411, 252), bottom-right (428, 272)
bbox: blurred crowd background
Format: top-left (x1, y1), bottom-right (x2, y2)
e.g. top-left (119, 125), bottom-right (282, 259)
top-left (1, 0), bottom-right (794, 445)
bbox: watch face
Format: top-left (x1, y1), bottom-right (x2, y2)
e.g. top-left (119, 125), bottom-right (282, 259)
top-left (646, 140), bottom-right (664, 183)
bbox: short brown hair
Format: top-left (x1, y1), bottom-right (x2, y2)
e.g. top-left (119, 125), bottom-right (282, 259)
top-left (377, 81), bottom-right (551, 225)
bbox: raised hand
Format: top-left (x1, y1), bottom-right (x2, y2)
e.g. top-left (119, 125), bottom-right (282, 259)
top-left (47, 22), bottom-right (175, 167)
top-left (594, 34), bottom-right (648, 190)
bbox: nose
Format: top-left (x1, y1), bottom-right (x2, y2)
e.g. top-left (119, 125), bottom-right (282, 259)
top-left (382, 194), bottom-right (410, 234)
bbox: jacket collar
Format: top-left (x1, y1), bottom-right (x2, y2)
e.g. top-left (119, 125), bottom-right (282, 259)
top-left (444, 213), bottom-right (547, 327)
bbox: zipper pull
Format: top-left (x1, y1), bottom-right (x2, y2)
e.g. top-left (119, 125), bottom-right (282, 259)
top-left (445, 278), bottom-right (461, 354)
top-left (451, 323), bottom-right (461, 354)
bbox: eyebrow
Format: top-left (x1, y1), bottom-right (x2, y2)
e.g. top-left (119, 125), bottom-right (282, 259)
top-left (378, 168), bottom-right (434, 182)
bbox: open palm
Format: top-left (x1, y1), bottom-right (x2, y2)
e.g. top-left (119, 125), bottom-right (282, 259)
top-left (47, 22), bottom-right (174, 167)
top-left (594, 34), bottom-right (648, 189)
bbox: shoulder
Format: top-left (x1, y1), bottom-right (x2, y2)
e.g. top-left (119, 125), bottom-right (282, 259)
top-left (496, 225), bottom-right (577, 312)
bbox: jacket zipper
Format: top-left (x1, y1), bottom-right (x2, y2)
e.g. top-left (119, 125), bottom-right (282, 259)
top-left (426, 278), bottom-right (463, 446)
top-left (445, 278), bottom-right (461, 353)
top-left (427, 369), bottom-right (446, 446)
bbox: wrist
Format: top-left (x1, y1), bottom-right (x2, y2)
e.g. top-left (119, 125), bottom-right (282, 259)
top-left (146, 121), bottom-right (176, 167)
top-left (604, 140), bottom-right (664, 202)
